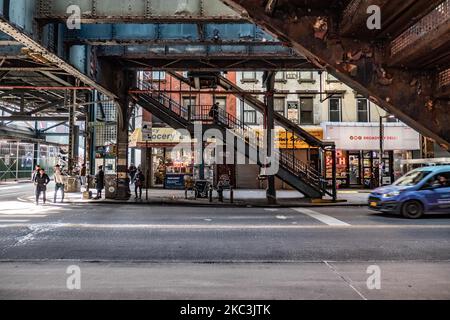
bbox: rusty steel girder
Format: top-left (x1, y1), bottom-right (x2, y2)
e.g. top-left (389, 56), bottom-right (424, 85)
top-left (220, 0), bottom-right (450, 150)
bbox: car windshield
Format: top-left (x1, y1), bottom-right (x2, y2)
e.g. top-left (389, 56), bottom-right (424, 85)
top-left (393, 171), bottom-right (431, 186)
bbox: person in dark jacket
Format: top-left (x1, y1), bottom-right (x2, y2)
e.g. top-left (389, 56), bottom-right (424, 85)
top-left (34, 168), bottom-right (50, 205)
top-left (209, 102), bottom-right (220, 124)
top-left (129, 164), bottom-right (137, 184)
top-left (134, 169), bottom-right (145, 200)
top-left (31, 165), bottom-right (41, 182)
top-left (94, 165), bottom-right (105, 199)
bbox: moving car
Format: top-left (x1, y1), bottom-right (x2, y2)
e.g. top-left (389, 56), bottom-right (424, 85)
top-left (368, 166), bottom-right (450, 218)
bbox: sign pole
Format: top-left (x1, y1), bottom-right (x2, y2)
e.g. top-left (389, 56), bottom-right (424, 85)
top-left (379, 116), bottom-right (384, 187)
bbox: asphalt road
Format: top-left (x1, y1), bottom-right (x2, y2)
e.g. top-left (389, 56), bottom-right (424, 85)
top-left (0, 183), bottom-right (449, 299)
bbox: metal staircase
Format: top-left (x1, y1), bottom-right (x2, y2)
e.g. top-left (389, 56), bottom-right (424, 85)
top-left (168, 71), bottom-right (334, 149)
top-left (131, 81), bottom-right (334, 199)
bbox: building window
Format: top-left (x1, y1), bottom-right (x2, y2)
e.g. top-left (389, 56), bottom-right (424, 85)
top-left (241, 72), bottom-right (257, 82)
top-left (299, 71), bottom-right (314, 82)
top-left (275, 72), bottom-right (286, 82)
top-left (285, 71), bottom-right (298, 80)
top-left (274, 97), bottom-right (285, 116)
top-left (182, 97), bottom-right (196, 107)
top-left (214, 97), bottom-right (227, 110)
top-left (357, 98), bottom-right (370, 122)
top-left (287, 101), bottom-right (299, 124)
top-left (151, 71), bottom-right (166, 81)
top-left (243, 109), bottom-right (257, 124)
top-left (329, 98), bottom-right (341, 122)
top-left (299, 97), bottom-right (314, 125)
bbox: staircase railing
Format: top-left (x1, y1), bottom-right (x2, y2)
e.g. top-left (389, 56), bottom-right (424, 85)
top-left (134, 80), bottom-right (332, 197)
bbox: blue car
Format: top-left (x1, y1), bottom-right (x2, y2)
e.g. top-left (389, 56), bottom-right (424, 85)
top-left (368, 166), bottom-right (450, 218)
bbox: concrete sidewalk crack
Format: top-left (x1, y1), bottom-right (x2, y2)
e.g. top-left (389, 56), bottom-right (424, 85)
top-left (324, 261), bottom-right (368, 300)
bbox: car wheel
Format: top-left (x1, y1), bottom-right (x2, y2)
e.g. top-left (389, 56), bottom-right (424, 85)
top-left (402, 200), bottom-right (424, 219)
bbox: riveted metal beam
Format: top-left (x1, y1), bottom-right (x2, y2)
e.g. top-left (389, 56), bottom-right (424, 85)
top-left (0, 17), bottom-right (117, 99)
top-left (37, 0), bottom-right (244, 23)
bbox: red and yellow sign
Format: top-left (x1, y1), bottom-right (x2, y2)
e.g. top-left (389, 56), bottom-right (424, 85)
top-left (254, 127), bottom-right (323, 149)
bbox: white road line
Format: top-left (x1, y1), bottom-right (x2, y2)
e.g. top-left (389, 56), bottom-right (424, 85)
top-left (265, 208), bottom-right (279, 212)
top-left (292, 208), bottom-right (350, 226)
top-left (0, 215), bottom-right (46, 218)
top-left (0, 220), bottom-right (29, 223)
top-left (276, 215), bottom-right (287, 220)
top-left (0, 223), bottom-right (449, 229)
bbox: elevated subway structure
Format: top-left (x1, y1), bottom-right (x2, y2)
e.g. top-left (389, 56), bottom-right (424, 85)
top-left (0, 0), bottom-right (448, 201)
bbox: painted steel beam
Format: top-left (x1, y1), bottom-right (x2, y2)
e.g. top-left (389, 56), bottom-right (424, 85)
top-left (0, 16), bottom-right (117, 99)
top-left (64, 23), bottom-right (278, 44)
top-left (37, 0), bottom-right (244, 23)
top-left (119, 58), bottom-right (313, 71)
top-left (220, 0), bottom-right (450, 150)
top-left (96, 43), bottom-right (295, 57)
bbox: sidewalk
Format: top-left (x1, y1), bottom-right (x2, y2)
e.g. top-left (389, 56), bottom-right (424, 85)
top-left (51, 188), bottom-right (370, 207)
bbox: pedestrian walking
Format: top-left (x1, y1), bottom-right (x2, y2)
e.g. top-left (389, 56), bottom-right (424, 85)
top-left (129, 164), bottom-right (137, 184)
top-left (31, 165), bottom-right (41, 182)
top-left (94, 165), bottom-right (105, 199)
top-left (53, 164), bottom-right (65, 203)
top-left (134, 168), bottom-right (145, 200)
top-left (80, 163), bottom-right (87, 186)
top-left (34, 168), bottom-right (50, 205)
top-left (209, 102), bottom-right (220, 124)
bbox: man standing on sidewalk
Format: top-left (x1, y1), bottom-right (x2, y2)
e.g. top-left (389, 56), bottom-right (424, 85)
top-left (34, 168), bottom-right (50, 205)
top-left (94, 165), bottom-right (105, 199)
top-left (53, 164), bottom-right (65, 203)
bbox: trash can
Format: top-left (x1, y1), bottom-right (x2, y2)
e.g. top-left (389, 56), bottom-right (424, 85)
top-left (64, 176), bottom-right (80, 193)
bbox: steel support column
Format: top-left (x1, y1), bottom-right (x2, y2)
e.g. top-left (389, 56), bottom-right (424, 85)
top-left (68, 92), bottom-right (75, 174)
top-left (112, 68), bottom-right (136, 200)
top-left (264, 71), bottom-right (276, 205)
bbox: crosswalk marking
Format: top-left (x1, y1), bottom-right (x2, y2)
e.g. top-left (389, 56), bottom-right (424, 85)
top-left (0, 220), bottom-right (29, 223)
top-left (292, 208), bottom-right (350, 226)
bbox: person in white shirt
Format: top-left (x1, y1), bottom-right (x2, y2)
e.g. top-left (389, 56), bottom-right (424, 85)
top-left (53, 164), bottom-right (65, 203)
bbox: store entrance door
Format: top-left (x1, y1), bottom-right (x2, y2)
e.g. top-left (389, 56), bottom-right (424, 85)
top-left (348, 152), bottom-right (362, 186)
top-left (152, 148), bottom-right (165, 188)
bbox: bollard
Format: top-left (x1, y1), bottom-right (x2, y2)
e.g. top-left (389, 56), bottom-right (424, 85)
top-left (230, 187), bottom-right (234, 203)
top-left (218, 186), bottom-right (223, 202)
top-left (209, 184), bottom-right (213, 202)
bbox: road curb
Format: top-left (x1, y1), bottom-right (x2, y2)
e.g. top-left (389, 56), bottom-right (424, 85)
top-left (64, 199), bottom-right (368, 208)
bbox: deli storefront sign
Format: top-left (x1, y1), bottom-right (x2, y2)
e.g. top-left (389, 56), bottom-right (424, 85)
top-left (323, 123), bottom-right (420, 151)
